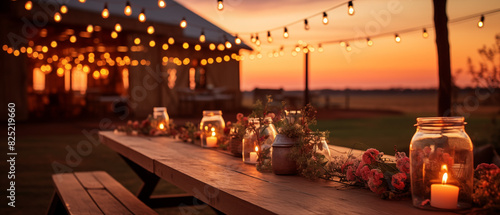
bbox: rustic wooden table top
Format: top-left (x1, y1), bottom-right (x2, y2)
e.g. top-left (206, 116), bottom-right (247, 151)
top-left (99, 131), bottom-right (452, 215)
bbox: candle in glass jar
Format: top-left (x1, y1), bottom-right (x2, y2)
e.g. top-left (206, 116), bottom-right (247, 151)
top-left (431, 172), bottom-right (459, 209)
top-left (206, 131), bottom-right (217, 147)
top-left (249, 146), bottom-right (259, 163)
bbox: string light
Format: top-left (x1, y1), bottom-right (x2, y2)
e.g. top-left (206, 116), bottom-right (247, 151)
top-left (304, 19), bottom-right (310, 30)
top-left (345, 43), bottom-right (351, 52)
top-left (251, 34), bottom-right (256, 43)
top-left (114, 23), bottom-right (122, 32)
top-left (422, 28), bottom-right (429, 38)
top-left (138, 8), bottom-right (146, 22)
top-left (367, 38), bottom-right (373, 46)
top-left (102, 3), bottom-right (109, 19)
top-left (70, 35), bottom-right (77, 43)
top-left (168, 37), bottom-right (175, 44)
top-left (87, 24), bottom-right (93, 33)
top-left (395, 34), bottom-right (401, 43)
top-left (124, 1), bottom-right (132, 16)
top-left (225, 40), bottom-right (232, 49)
top-left (79, 0), bottom-right (86, 3)
top-left (158, 0), bottom-right (166, 8)
top-left (340, 41), bottom-right (346, 47)
top-left (255, 34), bottom-right (261, 46)
top-left (322, 12), bottom-right (328, 24)
top-left (318, 44), bottom-right (324, 52)
top-left (478, 15), bottom-right (484, 28)
top-left (54, 12), bottom-right (61, 22)
top-left (218, 0), bottom-right (224, 11)
top-left (147, 25), bottom-right (155, 34)
top-left (209, 43), bottom-right (216, 50)
top-left (283, 27), bottom-right (289, 38)
top-left (235, 34), bottom-right (241, 45)
top-left (25, 1), bottom-right (33, 11)
top-left (348, 1), bottom-right (354, 15)
top-left (199, 30), bottom-right (206, 43)
top-left (134, 37), bottom-right (141, 45)
top-left (183, 42), bottom-right (189, 49)
top-left (111, 31), bottom-right (118, 39)
top-left (60, 4), bottom-right (68, 14)
top-left (267, 31), bottom-right (273, 43)
top-left (149, 40), bottom-right (156, 47)
top-left (50, 41), bottom-right (57, 48)
top-left (180, 18), bottom-right (187, 28)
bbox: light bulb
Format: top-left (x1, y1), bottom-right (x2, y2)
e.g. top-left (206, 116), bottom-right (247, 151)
top-left (478, 15), bottom-right (484, 28)
top-left (217, 0), bottom-right (223, 11)
top-left (235, 34), bottom-right (241, 45)
top-left (267, 31), bottom-right (272, 43)
top-left (395, 34), bottom-right (401, 43)
top-left (199, 30), bottom-right (205, 42)
top-left (60, 4), bottom-right (68, 14)
top-left (180, 18), bottom-right (187, 28)
top-left (168, 37), bottom-right (175, 45)
top-left (25, 1), bottom-right (32, 11)
top-left (87, 24), bottom-right (93, 33)
top-left (367, 38), bottom-right (373, 46)
top-left (255, 35), bottom-right (260, 46)
top-left (79, 0), bottom-right (86, 3)
top-left (348, 1), bottom-right (354, 15)
top-left (70, 35), bottom-right (77, 43)
top-left (138, 8), bottom-right (146, 22)
top-left (149, 40), bottom-right (155, 47)
top-left (340, 41), bottom-right (346, 47)
top-left (283, 27), bottom-right (289, 38)
top-left (251, 34), bottom-right (256, 43)
top-left (115, 23), bottom-right (122, 32)
top-left (225, 40), bottom-right (232, 49)
top-left (422, 28), bottom-right (428, 38)
top-left (322, 12), bottom-right (328, 24)
top-left (318, 44), bottom-right (324, 52)
top-left (346, 43), bottom-right (351, 52)
top-left (147, 25), bottom-right (155, 34)
top-left (124, 1), bottom-right (132, 16)
top-left (304, 19), bottom-right (310, 30)
top-left (158, 0), bottom-right (166, 8)
top-left (102, 3), bottom-right (109, 18)
top-left (54, 12), bottom-right (61, 22)
top-left (111, 31), bottom-right (118, 39)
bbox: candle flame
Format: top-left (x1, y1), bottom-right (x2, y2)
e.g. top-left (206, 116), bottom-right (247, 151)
top-left (441, 164), bottom-right (448, 171)
top-left (159, 123), bottom-right (164, 130)
top-left (211, 127), bottom-right (215, 132)
top-left (211, 131), bottom-right (216, 137)
top-left (442, 172), bottom-right (448, 184)
top-left (255, 146), bottom-right (259, 152)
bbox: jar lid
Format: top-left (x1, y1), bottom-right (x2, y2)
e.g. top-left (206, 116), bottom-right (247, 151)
top-left (202, 110), bottom-right (222, 116)
top-left (415, 117), bottom-right (466, 127)
top-left (272, 134), bottom-right (296, 147)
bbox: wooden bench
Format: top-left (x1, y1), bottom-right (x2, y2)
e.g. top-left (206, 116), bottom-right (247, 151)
top-left (47, 171), bottom-right (157, 215)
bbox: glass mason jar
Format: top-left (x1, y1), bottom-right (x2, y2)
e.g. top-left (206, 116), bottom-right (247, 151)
top-left (259, 117), bottom-right (277, 168)
top-left (200, 110), bottom-right (225, 148)
top-left (410, 117), bottom-right (473, 210)
top-left (312, 132), bottom-right (331, 165)
top-left (242, 118), bottom-right (259, 164)
top-left (152, 107), bottom-right (169, 132)
top-left (284, 110), bottom-right (302, 124)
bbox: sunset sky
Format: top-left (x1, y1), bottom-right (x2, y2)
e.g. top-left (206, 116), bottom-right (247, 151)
top-left (177, 0), bottom-right (500, 90)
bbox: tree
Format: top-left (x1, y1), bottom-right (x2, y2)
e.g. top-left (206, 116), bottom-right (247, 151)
top-left (433, 0), bottom-right (452, 116)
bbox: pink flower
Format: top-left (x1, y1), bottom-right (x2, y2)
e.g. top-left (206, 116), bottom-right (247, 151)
top-left (341, 161), bottom-right (353, 173)
top-left (391, 173), bottom-right (407, 190)
top-left (346, 166), bottom-right (356, 181)
top-left (368, 169), bottom-right (386, 194)
top-left (362, 148), bottom-right (380, 164)
top-left (355, 163), bottom-right (371, 181)
top-left (475, 163), bottom-right (499, 171)
top-left (236, 113), bottom-right (244, 122)
top-left (396, 157), bottom-right (410, 174)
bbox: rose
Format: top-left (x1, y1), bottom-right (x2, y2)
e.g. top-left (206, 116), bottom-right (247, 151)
top-left (368, 169), bottom-right (386, 194)
top-left (396, 156), bottom-right (410, 174)
top-left (346, 166), bottom-right (356, 181)
top-left (362, 148), bottom-right (380, 165)
top-left (236, 113), bottom-right (244, 122)
top-left (355, 162), bottom-right (371, 181)
top-left (391, 173), bottom-right (407, 190)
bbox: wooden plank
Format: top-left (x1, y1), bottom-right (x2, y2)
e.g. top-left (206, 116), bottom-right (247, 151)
top-left (52, 173), bottom-right (103, 215)
top-left (74, 172), bottom-right (105, 189)
top-left (87, 189), bottom-right (133, 215)
top-left (92, 171), bottom-right (158, 215)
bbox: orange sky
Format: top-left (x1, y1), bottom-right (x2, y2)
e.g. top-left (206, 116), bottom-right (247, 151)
top-left (177, 0), bottom-right (500, 91)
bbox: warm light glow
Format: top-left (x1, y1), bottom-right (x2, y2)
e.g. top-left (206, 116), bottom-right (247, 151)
top-left (217, 0), bottom-right (224, 11)
top-left (255, 146), bottom-right (259, 152)
top-left (251, 34), bottom-right (256, 43)
top-left (211, 131), bottom-right (216, 137)
top-left (159, 123), bottom-right (165, 130)
top-left (33, 68), bottom-right (45, 91)
top-left (138, 9), bottom-right (146, 22)
top-left (102, 3), bottom-right (109, 18)
top-left (168, 37), bottom-right (175, 45)
top-left (180, 18), bottom-right (187, 28)
top-left (87, 24), bottom-right (93, 33)
top-left (340, 41), bottom-right (346, 47)
top-left (42, 46), bottom-right (48, 53)
top-left (115, 23), bottom-right (122, 32)
top-left (194, 44), bottom-right (201, 51)
top-left (158, 0), bottom-right (166, 8)
top-left (147, 25), bottom-right (155, 34)
top-left (182, 42), bottom-right (189, 49)
top-left (235, 35), bottom-right (241, 45)
top-left (162, 43), bottom-right (169, 50)
top-left (60, 4), bottom-right (68, 14)
top-left (82, 65), bottom-right (90, 73)
top-left (442, 172), bottom-right (448, 184)
top-left (79, 0), bottom-right (86, 3)
top-left (318, 44), bottom-right (324, 52)
top-left (224, 55), bottom-right (230, 61)
top-left (208, 58), bottom-right (214, 64)
top-left (283, 27), bottom-right (289, 38)
top-left (441, 164), bottom-right (448, 172)
top-left (70, 35), bottom-right (77, 43)
top-left (216, 57), bottom-right (222, 63)
top-left (255, 36), bottom-right (261, 46)
top-left (322, 12), bottom-right (328, 24)
top-left (149, 40), bottom-right (155, 47)
top-left (395, 34), bottom-right (401, 43)
top-left (304, 19), bottom-right (310, 30)
top-left (122, 68), bottom-right (129, 89)
top-left (225, 40), bottom-right (232, 49)
top-left (348, 1), bottom-right (355, 15)
top-left (92, 70), bottom-right (100, 79)
top-left (218, 43), bottom-right (225, 51)
top-left (199, 31), bottom-right (206, 43)
top-left (25, 1), bottom-right (32, 11)
top-left (111, 31), bottom-right (118, 39)
top-left (267, 31), bottom-right (273, 43)
top-left (422, 28), bottom-right (429, 38)
top-left (54, 12), bottom-right (61, 22)
top-left (367, 38), bottom-right (373, 46)
top-left (56, 68), bottom-right (64, 77)
top-left (124, 1), bottom-right (132, 16)
top-left (209, 43), bottom-right (216, 50)
top-left (134, 37), bottom-right (141, 45)
top-left (345, 43), bottom-right (351, 52)
top-left (477, 15), bottom-right (484, 28)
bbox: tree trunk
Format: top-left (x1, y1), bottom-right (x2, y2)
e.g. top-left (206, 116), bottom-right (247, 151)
top-left (433, 0), bottom-right (452, 116)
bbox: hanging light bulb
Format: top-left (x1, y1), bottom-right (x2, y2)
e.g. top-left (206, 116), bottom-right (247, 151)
top-left (60, 4), bottom-right (68, 14)
top-left (304, 19), bottom-right (310, 30)
top-left (235, 34), bottom-right (241, 45)
top-left (225, 40), bottom-right (232, 49)
top-left (25, 1), bottom-right (32, 11)
top-left (267, 31), bottom-right (273, 43)
top-left (54, 12), bottom-right (61, 22)
top-left (217, 0), bottom-right (224, 11)
top-left (348, 1), bottom-right (354, 15)
top-left (147, 25), bottom-right (155, 34)
top-left (422, 28), bottom-right (429, 38)
top-left (114, 23), bottom-right (122, 32)
top-left (158, 0), bottom-right (166, 8)
top-left (340, 41), bottom-right (346, 47)
top-left (138, 8), bottom-right (146, 22)
top-left (318, 44), bottom-right (324, 52)
top-left (367, 38), bottom-right (373, 46)
top-left (345, 43), bottom-right (351, 52)
top-left (255, 35), bottom-right (261, 46)
top-left (87, 24), bottom-right (93, 33)
top-left (102, 3), bottom-right (109, 18)
top-left (477, 15), bottom-right (484, 28)
top-left (251, 34), bottom-right (256, 43)
top-left (180, 17), bottom-right (187, 28)
top-left (283, 27), bottom-right (289, 38)
top-left (199, 30), bottom-right (206, 43)
top-left (79, 0), bottom-right (86, 3)
top-left (111, 31), bottom-right (118, 39)
top-left (395, 34), bottom-right (401, 43)
top-left (322, 12), bottom-right (329, 24)
top-left (124, 1), bottom-right (132, 16)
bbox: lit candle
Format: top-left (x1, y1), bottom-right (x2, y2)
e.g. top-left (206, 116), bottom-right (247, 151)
top-left (206, 131), bottom-right (217, 147)
top-left (249, 146), bottom-right (258, 163)
top-left (431, 172), bottom-right (459, 209)
top-left (158, 122), bottom-right (165, 130)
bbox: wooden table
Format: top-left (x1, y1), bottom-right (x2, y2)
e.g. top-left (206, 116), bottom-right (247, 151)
top-left (99, 131), bottom-right (451, 214)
